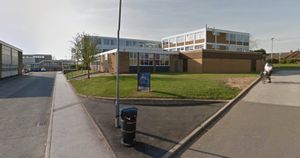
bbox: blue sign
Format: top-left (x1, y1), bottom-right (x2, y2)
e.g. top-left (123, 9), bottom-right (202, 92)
top-left (137, 72), bottom-right (151, 91)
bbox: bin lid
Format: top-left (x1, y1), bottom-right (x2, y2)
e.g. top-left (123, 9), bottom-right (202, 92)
top-left (121, 107), bottom-right (138, 115)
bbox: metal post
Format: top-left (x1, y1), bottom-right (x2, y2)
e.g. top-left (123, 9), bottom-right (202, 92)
top-left (115, 0), bottom-right (122, 128)
top-left (279, 52), bottom-right (281, 64)
top-left (271, 37), bottom-right (274, 63)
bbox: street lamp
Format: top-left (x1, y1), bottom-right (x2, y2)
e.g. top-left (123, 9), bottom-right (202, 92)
top-left (115, 0), bottom-right (122, 128)
top-left (271, 37), bottom-right (274, 63)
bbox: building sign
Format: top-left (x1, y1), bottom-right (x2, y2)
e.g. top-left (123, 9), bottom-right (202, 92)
top-left (137, 72), bottom-right (151, 92)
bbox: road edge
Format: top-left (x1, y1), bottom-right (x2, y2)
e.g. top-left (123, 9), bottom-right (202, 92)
top-left (161, 76), bottom-right (261, 158)
top-left (44, 72), bottom-right (57, 158)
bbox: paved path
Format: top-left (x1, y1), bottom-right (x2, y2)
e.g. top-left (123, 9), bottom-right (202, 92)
top-left (0, 72), bottom-right (55, 158)
top-left (49, 72), bottom-right (115, 158)
top-left (180, 70), bottom-right (300, 158)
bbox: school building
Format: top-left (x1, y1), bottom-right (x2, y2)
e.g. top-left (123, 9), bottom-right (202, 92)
top-left (162, 27), bottom-right (250, 52)
top-left (0, 40), bottom-right (23, 78)
top-left (91, 28), bottom-right (264, 74)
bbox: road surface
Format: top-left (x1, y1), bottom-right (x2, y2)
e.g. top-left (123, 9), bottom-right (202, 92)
top-left (180, 70), bottom-right (300, 158)
top-left (0, 72), bottom-right (56, 158)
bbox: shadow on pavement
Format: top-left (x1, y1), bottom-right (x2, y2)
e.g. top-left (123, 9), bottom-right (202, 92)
top-left (134, 141), bottom-right (168, 158)
top-left (81, 97), bottom-right (225, 158)
top-left (0, 73), bottom-right (55, 99)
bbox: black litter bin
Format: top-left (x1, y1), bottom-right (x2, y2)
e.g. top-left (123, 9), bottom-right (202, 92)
top-left (121, 107), bottom-right (137, 146)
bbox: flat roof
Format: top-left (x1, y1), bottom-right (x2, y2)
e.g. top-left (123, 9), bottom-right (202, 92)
top-left (95, 48), bottom-right (179, 57)
top-left (162, 27), bottom-right (249, 40)
top-left (90, 36), bottom-right (160, 43)
top-left (23, 54), bottom-right (52, 56)
top-left (0, 40), bottom-right (22, 52)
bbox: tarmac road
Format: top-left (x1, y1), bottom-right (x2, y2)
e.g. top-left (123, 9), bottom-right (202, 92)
top-left (179, 70), bottom-right (300, 158)
top-left (0, 72), bottom-right (55, 158)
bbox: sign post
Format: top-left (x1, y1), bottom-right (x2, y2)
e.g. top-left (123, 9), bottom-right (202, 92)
top-left (137, 72), bottom-right (151, 92)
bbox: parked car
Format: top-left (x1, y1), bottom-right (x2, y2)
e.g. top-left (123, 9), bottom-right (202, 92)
top-left (23, 69), bottom-right (30, 73)
top-left (41, 68), bottom-right (47, 72)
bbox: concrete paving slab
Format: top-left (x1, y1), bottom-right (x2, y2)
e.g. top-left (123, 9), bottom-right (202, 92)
top-left (179, 70), bottom-right (300, 158)
top-left (49, 72), bottom-right (115, 158)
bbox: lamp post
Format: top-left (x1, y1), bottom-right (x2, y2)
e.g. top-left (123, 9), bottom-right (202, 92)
top-left (115, 0), bottom-right (122, 128)
top-left (271, 37), bottom-right (274, 63)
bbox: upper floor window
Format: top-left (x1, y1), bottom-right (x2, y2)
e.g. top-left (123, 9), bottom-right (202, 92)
top-left (186, 33), bottom-right (194, 42)
top-left (169, 38), bottom-right (176, 45)
top-left (163, 39), bottom-right (169, 45)
top-left (110, 39), bottom-right (115, 45)
top-left (230, 34), bottom-right (236, 41)
top-left (126, 40), bottom-right (132, 46)
top-left (104, 39), bottom-right (110, 45)
top-left (176, 36), bottom-right (185, 43)
top-left (195, 31), bottom-right (205, 40)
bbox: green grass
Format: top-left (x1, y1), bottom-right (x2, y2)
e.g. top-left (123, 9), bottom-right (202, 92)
top-left (65, 70), bottom-right (97, 79)
top-left (274, 63), bottom-right (300, 69)
top-left (70, 73), bottom-right (257, 100)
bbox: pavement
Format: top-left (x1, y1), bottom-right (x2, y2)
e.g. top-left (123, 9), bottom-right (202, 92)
top-left (81, 97), bottom-right (226, 158)
top-left (0, 72), bottom-right (55, 158)
top-left (49, 72), bottom-right (115, 158)
top-left (179, 70), bottom-right (300, 158)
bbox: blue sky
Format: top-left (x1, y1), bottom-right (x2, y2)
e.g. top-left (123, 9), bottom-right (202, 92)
top-left (1, 0), bottom-right (300, 59)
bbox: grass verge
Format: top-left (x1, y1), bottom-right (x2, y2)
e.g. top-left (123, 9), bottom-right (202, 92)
top-left (70, 73), bottom-right (258, 100)
top-left (274, 63), bottom-right (300, 69)
top-left (65, 70), bottom-right (97, 79)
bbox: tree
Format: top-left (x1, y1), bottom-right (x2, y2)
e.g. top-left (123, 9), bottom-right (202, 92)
top-left (254, 48), bottom-right (266, 54)
top-left (81, 33), bottom-right (98, 79)
top-left (71, 33), bottom-right (83, 70)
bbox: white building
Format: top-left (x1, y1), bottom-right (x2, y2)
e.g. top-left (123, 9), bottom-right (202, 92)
top-left (89, 36), bottom-right (161, 53)
top-left (162, 27), bottom-right (250, 52)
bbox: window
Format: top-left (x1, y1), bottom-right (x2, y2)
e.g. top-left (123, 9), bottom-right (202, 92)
top-left (237, 47), bottom-right (243, 51)
top-left (230, 34), bottom-right (236, 42)
top-left (195, 45), bottom-right (204, 50)
top-left (169, 38), bottom-right (176, 45)
top-left (176, 36), bottom-right (185, 43)
top-left (195, 31), bottom-right (205, 40)
top-left (139, 53), bottom-right (154, 66)
top-left (163, 39), bottom-right (169, 45)
top-left (212, 45), bottom-right (220, 49)
top-left (110, 39), bottom-right (115, 45)
top-left (129, 52), bottom-right (138, 66)
top-left (185, 46), bottom-right (194, 51)
top-left (104, 39), bottom-right (110, 45)
top-left (226, 33), bottom-right (230, 41)
top-left (159, 54), bottom-right (169, 66)
top-left (186, 33), bottom-right (194, 42)
top-left (126, 40), bottom-right (132, 46)
top-left (129, 53), bottom-right (170, 66)
top-left (97, 39), bottom-right (102, 44)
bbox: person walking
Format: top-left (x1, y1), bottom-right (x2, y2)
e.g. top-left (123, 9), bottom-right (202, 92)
top-left (264, 62), bottom-right (273, 83)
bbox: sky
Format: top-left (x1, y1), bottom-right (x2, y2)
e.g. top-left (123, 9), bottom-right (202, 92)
top-left (1, 0), bottom-right (300, 59)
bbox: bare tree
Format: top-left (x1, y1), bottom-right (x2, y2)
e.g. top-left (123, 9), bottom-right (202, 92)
top-left (81, 33), bottom-right (98, 79)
